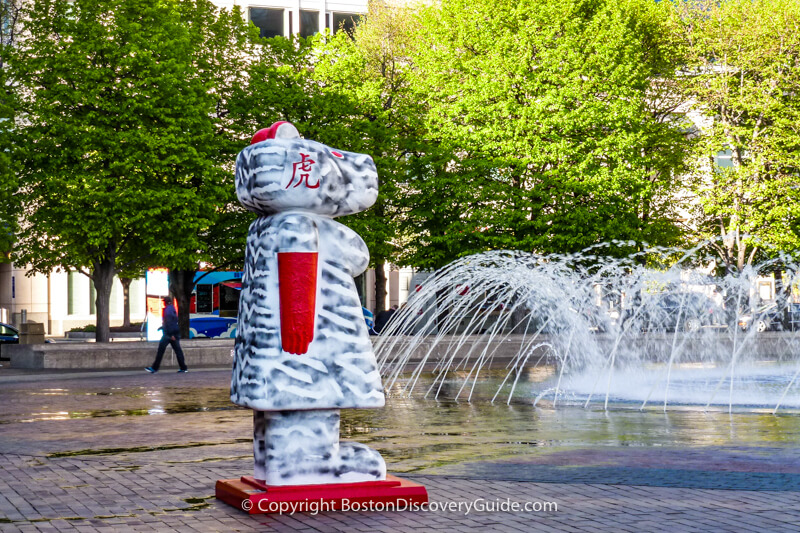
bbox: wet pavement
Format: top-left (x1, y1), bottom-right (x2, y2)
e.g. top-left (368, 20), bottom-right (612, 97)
top-left (1, 367), bottom-right (800, 531)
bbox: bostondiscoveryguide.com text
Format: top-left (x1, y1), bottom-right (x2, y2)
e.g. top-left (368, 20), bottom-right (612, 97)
top-left (241, 497), bottom-right (559, 515)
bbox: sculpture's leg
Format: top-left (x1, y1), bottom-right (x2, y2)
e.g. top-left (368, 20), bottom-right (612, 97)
top-left (253, 410), bottom-right (268, 481)
top-left (253, 409), bottom-right (386, 486)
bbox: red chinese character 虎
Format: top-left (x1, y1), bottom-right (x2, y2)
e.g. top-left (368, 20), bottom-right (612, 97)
top-left (287, 153), bottom-right (320, 189)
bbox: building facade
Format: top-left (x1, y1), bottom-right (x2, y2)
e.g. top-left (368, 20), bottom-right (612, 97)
top-left (212, 0), bottom-right (366, 39)
top-left (0, 264), bottom-right (147, 335)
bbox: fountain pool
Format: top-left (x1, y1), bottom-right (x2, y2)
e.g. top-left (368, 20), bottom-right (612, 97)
top-left (376, 247), bottom-right (800, 414)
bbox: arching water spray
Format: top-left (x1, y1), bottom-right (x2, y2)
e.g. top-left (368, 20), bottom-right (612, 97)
top-left (376, 245), bottom-right (800, 412)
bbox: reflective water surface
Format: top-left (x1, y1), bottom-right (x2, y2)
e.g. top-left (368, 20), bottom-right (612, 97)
top-left (2, 371), bottom-right (799, 473)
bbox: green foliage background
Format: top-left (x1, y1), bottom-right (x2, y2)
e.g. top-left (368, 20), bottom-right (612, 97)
top-left (4, 0), bottom-right (800, 334)
top-left (401, 0), bottom-right (692, 268)
top-left (678, 0), bottom-right (800, 272)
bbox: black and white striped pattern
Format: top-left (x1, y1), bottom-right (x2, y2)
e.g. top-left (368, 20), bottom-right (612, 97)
top-left (231, 212), bottom-right (384, 410)
top-left (232, 133), bottom-right (386, 485)
top-left (253, 410), bottom-right (386, 486)
top-left (231, 134), bottom-right (385, 411)
top-left (235, 138), bottom-right (378, 218)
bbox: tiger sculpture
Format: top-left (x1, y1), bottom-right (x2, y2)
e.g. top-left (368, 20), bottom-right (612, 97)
top-left (232, 121), bottom-right (386, 486)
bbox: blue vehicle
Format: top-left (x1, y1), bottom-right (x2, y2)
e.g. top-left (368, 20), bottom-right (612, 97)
top-left (362, 307), bottom-right (378, 335)
top-left (0, 323), bottom-right (19, 359)
top-left (189, 316), bottom-right (237, 339)
top-left (0, 323), bottom-right (19, 344)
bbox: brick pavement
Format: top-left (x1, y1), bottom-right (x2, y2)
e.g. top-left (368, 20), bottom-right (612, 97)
top-left (2, 449), bottom-right (800, 532)
top-left (1, 368), bottom-right (800, 532)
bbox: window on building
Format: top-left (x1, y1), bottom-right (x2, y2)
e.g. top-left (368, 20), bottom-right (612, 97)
top-left (714, 149), bottom-right (734, 169)
top-left (332, 13), bottom-right (361, 35)
top-left (300, 10), bottom-right (319, 38)
top-left (250, 7), bottom-right (284, 39)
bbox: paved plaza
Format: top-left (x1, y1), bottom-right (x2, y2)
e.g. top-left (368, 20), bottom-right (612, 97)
top-left (1, 367), bottom-right (800, 532)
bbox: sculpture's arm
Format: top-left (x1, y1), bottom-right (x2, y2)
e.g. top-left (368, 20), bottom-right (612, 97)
top-left (277, 214), bottom-right (319, 355)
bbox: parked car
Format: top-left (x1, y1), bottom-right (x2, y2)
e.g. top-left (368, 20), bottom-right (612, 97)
top-left (0, 322), bottom-right (19, 344)
top-left (639, 293), bottom-right (723, 332)
top-left (0, 323), bottom-right (19, 359)
top-left (189, 316), bottom-right (237, 338)
top-left (144, 315), bottom-right (238, 340)
top-left (737, 302), bottom-right (800, 332)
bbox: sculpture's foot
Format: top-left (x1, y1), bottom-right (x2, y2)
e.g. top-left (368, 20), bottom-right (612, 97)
top-left (253, 409), bottom-right (386, 486)
top-left (266, 441), bottom-right (386, 486)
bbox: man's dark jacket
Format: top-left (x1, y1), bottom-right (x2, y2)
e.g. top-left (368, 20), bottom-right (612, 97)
top-left (163, 305), bottom-right (180, 337)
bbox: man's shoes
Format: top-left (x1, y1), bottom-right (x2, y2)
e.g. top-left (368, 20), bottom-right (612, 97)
top-left (145, 367), bottom-right (157, 373)
top-left (177, 369), bottom-right (188, 373)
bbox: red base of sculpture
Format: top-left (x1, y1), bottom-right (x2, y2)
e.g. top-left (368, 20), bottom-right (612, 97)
top-left (216, 474), bottom-right (428, 514)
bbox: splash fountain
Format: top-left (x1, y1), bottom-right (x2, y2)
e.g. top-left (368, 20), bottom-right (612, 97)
top-left (376, 245), bottom-right (800, 414)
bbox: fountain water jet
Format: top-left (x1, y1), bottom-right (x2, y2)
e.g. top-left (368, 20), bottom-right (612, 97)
top-left (375, 245), bottom-right (800, 413)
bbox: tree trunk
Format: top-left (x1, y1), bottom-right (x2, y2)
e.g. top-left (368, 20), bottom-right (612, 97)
top-left (736, 233), bottom-right (747, 273)
top-left (92, 248), bottom-right (116, 343)
top-left (120, 277), bottom-right (132, 328)
top-left (169, 268), bottom-right (196, 339)
top-left (374, 261), bottom-right (387, 313)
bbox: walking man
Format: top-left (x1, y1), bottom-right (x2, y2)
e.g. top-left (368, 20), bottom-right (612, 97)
top-left (145, 296), bottom-right (188, 373)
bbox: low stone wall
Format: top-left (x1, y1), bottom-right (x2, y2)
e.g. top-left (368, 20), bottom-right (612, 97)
top-left (375, 331), bottom-right (798, 372)
top-left (7, 331), bottom-right (797, 370)
top-left (65, 331), bottom-right (143, 340)
top-left (8, 339), bottom-right (235, 370)
top-left (11, 335), bottom-right (527, 370)
top-left (375, 335), bottom-right (549, 370)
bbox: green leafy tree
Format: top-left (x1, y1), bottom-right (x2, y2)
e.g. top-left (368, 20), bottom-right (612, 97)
top-left (398, 149), bottom-right (505, 269)
top-left (227, 7), bottom-right (435, 311)
top-left (161, 29), bottom-right (348, 328)
top-left (212, 35), bottom-right (333, 324)
top-left (407, 0), bottom-right (692, 262)
top-left (166, 0), bottom-right (257, 336)
top-left (680, 0), bottom-right (800, 273)
top-left (0, 0), bottom-right (22, 256)
top-left (313, 2), bottom-right (429, 310)
top-left (11, 0), bottom-right (226, 341)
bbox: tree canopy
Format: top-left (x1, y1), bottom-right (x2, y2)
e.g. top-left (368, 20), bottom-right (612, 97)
top-left (10, 0), bottom-right (238, 340)
top-left (7, 0), bottom-right (800, 328)
top-left (401, 0), bottom-right (693, 267)
top-left (0, 0), bottom-right (22, 256)
top-left (680, 0), bottom-right (800, 272)
top-left (313, 2), bottom-right (428, 307)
